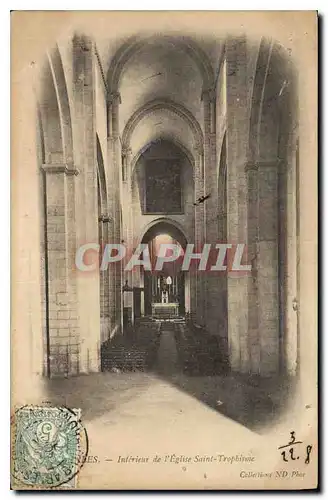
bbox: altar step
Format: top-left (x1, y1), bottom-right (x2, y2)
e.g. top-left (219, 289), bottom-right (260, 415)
top-left (138, 315), bottom-right (186, 324)
top-left (151, 303), bottom-right (180, 319)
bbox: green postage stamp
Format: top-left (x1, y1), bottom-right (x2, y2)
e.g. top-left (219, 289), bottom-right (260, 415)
top-left (11, 405), bottom-right (88, 489)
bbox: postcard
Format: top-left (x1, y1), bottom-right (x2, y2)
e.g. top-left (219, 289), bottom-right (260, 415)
top-left (11, 10), bottom-right (318, 490)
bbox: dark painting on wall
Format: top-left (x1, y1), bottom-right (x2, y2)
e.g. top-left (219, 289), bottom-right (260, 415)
top-left (145, 159), bottom-right (182, 214)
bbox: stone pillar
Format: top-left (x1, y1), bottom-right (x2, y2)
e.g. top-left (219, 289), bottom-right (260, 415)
top-left (99, 214), bottom-right (112, 343)
top-left (73, 35), bottom-right (101, 373)
top-left (193, 144), bottom-right (205, 324)
top-left (226, 36), bottom-right (250, 373)
top-left (202, 88), bottom-right (219, 335)
top-left (107, 90), bottom-right (123, 336)
top-left (122, 146), bottom-right (133, 184)
top-left (121, 147), bottom-right (133, 244)
top-left (110, 91), bottom-right (121, 137)
top-left (246, 163), bottom-right (261, 374)
top-left (258, 161), bottom-right (280, 374)
top-left (284, 150), bottom-right (299, 375)
top-left (122, 147), bottom-right (134, 291)
top-left (218, 151), bottom-right (229, 357)
top-left (247, 159), bottom-right (280, 375)
top-left (41, 163), bottom-right (80, 376)
top-left (104, 145), bottom-right (117, 337)
top-left (107, 98), bottom-right (112, 138)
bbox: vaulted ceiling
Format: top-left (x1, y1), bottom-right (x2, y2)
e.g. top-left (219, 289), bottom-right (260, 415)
top-left (118, 38), bottom-right (203, 135)
top-left (96, 33), bottom-right (224, 159)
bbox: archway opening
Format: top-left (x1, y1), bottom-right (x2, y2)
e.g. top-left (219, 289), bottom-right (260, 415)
top-left (141, 221), bottom-right (188, 320)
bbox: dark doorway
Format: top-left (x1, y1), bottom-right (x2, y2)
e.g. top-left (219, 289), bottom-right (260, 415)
top-left (141, 222), bottom-right (188, 320)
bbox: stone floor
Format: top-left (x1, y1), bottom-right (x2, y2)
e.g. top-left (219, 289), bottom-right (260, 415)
top-left (25, 323), bottom-right (296, 488)
top-left (43, 322), bottom-right (293, 431)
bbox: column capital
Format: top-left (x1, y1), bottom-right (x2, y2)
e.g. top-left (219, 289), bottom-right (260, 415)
top-left (98, 214), bottom-right (113, 223)
top-left (121, 146), bottom-right (133, 158)
top-left (121, 147), bottom-right (133, 182)
top-left (41, 163), bottom-right (80, 176)
top-left (201, 87), bottom-right (216, 103)
top-left (193, 141), bottom-right (204, 156)
top-left (245, 159), bottom-right (283, 172)
top-left (108, 91), bottom-right (121, 105)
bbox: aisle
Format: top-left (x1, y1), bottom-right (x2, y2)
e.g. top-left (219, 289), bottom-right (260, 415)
top-left (155, 325), bottom-right (181, 375)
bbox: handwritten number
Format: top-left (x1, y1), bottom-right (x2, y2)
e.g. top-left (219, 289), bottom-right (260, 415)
top-left (289, 431), bottom-right (296, 444)
top-left (305, 445), bottom-right (312, 465)
top-left (279, 432), bottom-right (313, 464)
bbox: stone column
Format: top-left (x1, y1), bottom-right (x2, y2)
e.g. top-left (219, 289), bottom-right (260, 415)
top-left (258, 161), bottom-right (280, 374)
top-left (193, 144), bottom-right (205, 324)
top-left (121, 147), bottom-right (133, 243)
top-left (202, 88), bottom-right (219, 335)
top-left (122, 147), bottom-right (135, 291)
top-left (246, 163), bottom-right (261, 374)
top-left (246, 159), bottom-right (280, 375)
top-left (73, 35), bottom-right (101, 373)
top-left (99, 214), bottom-right (112, 343)
top-left (284, 150), bottom-right (299, 375)
top-left (104, 147), bottom-right (117, 337)
top-left (226, 35), bottom-right (250, 373)
top-left (107, 90), bottom-right (123, 336)
top-left (122, 146), bottom-right (133, 184)
top-left (41, 163), bottom-right (80, 376)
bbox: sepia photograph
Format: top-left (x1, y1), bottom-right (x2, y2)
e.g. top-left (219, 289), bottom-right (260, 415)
top-left (11, 10), bottom-right (318, 490)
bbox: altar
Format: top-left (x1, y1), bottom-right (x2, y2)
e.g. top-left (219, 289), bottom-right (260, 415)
top-left (151, 302), bottom-right (179, 319)
top-left (144, 271), bottom-right (185, 317)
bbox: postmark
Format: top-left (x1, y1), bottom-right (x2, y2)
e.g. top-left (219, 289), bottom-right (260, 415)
top-left (11, 405), bottom-right (88, 489)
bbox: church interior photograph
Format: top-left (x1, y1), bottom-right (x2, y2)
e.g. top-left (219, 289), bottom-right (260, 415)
top-left (16, 29), bottom-right (300, 431)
